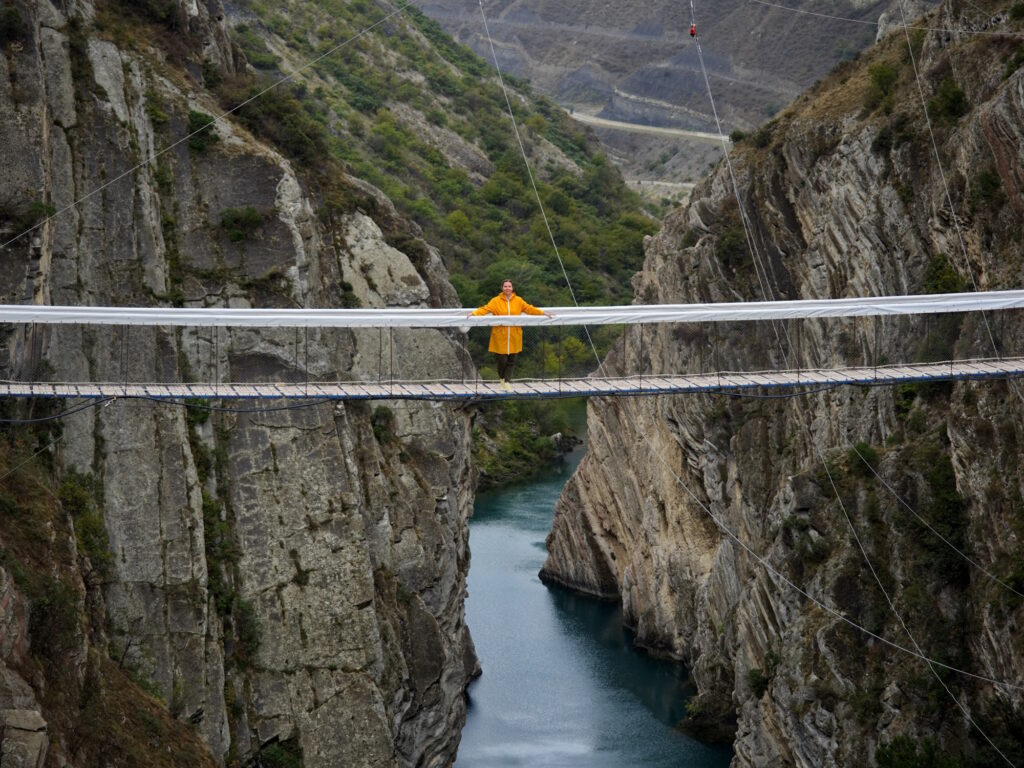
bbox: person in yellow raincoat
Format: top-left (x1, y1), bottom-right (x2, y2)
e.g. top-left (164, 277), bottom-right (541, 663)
top-left (469, 280), bottom-right (552, 386)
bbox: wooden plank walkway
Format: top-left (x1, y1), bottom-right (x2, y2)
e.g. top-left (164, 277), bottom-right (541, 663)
top-left (1, 358), bottom-right (1023, 401)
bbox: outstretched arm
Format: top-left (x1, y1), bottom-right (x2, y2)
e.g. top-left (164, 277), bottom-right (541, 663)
top-left (522, 302), bottom-right (553, 317)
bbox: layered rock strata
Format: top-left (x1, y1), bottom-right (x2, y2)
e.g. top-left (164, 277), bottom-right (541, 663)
top-left (543, 3), bottom-right (1024, 764)
top-left (1, 1), bottom-right (477, 765)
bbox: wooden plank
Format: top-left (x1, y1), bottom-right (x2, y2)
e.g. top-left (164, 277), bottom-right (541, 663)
top-left (2, 358), bottom-right (1023, 401)
top-left (952, 362), bottom-right (982, 377)
top-left (972, 361), bottom-right (1003, 375)
top-left (529, 381), bottom-right (563, 395)
top-left (431, 383), bottom-right (458, 397)
top-left (675, 377), bottom-right (705, 391)
top-left (359, 384), bottom-right (389, 398)
top-left (646, 377), bottom-right (676, 389)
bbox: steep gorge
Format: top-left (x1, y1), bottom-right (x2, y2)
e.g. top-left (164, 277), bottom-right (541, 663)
top-left (542, 2), bottom-right (1024, 765)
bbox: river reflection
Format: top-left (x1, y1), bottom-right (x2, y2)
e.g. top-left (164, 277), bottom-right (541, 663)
top-left (455, 439), bottom-right (732, 768)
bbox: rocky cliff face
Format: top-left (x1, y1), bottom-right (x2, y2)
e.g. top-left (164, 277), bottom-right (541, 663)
top-left (542, 3), bottom-right (1024, 764)
top-left (0, 1), bottom-right (477, 766)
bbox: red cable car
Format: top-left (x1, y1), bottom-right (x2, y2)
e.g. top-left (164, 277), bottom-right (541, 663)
top-left (690, 23), bottom-right (696, 37)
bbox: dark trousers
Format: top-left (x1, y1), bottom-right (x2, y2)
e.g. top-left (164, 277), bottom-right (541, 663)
top-left (495, 353), bottom-right (517, 381)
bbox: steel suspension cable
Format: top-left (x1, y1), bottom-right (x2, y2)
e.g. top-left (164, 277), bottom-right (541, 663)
top-left (476, 0), bottom-right (603, 370)
top-left (851, 443), bottom-right (1024, 600)
top-left (637, 417), bottom-right (1024, 692)
top-left (723, 0), bottom-right (1024, 602)
top-left (892, 8), bottom-right (1021, 759)
top-left (688, 4), bottom-right (1016, 757)
top-left (747, 0), bottom-right (1024, 39)
top-left (895, 1), bottom-right (1024, 417)
top-left (688, 0), bottom-right (794, 367)
top-left (818, 441), bottom-right (1015, 766)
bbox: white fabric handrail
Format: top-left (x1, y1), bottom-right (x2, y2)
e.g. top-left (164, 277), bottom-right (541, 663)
top-left (1, 290), bottom-right (1023, 327)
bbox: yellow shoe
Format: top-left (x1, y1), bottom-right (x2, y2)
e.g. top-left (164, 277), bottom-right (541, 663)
top-left (501, 379), bottom-right (511, 390)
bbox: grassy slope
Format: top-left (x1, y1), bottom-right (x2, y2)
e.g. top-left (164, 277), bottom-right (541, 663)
top-left (223, 0), bottom-right (657, 310)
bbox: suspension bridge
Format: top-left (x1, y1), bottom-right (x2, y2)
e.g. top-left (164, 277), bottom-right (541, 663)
top-left (3, 290), bottom-right (1024, 401)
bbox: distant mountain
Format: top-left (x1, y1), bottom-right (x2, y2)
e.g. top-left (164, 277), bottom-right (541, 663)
top-left (413, 0), bottom-right (939, 188)
top-left (416, 0), bottom-right (934, 128)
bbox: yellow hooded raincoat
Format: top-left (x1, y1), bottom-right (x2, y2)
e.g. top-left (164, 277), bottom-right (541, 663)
top-left (472, 293), bottom-right (544, 354)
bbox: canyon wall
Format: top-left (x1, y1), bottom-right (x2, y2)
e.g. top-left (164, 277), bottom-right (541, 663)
top-left (0, 1), bottom-right (477, 765)
top-left (543, 3), bottom-right (1024, 764)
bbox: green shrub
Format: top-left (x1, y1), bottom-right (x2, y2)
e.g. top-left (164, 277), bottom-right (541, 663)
top-left (406, 5), bottom-right (485, 77)
top-left (875, 735), bottom-right (960, 767)
top-left (220, 206), bottom-right (264, 241)
top-left (969, 169), bottom-right (1005, 211)
top-left (715, 226), bottom-right (747, 271)
top-left (849, 442), bottom-right (879, 477)
top-left (371, 406), bottom-right (397, 444)
top-left (261, 739), bottom-right (304, 768)
top-left (746, 654), bottom-right (780, 699)
top-left (923, 253), bottom-right (967, 294)
top-left (865, 62), bottom-right (899, 112)
top-left (0, 5), bottom-right (28, 43)
top-left (747, 667), bottom-right (769, 697)
top-left (146, 95), bottom-right (170, 126)
top-left (58, 473), bottom-right (112, 577)
top-left (29, 577), bottom-right (80, 662)
top-left (1004, 47), bottom-right (1024, 79)
top-left (202, 491), bottom-right (238, 615)
top-left (927, 77), bottom-right (969, 124)
top-left (872, 125), bottom-right (893, 155)
top-left (201, 59), bottom-right (223, 88)
top-left (231, 597), bottom-right (261, 668)
top-left (0, 200), bottom-right (57, 242)
top-left (869, 62), bottom-right (899, 93)
top-left (1011, 3), bottom-right (1024, 20)
top-left (894, 384), bottom-right (918, 416)
top-left (126, 0), bottom-right (178, 26)
top-left (215, 77), bottom-right (328, 162)
top-left (751, 123), bottom-right (774, 148)
top-left (233, 24), bottom-right (280, 70)
top-left (187, 110), bottom-right (219, 152)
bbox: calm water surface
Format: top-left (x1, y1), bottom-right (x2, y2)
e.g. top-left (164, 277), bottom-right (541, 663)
top-left (455, 437), bottom-right (733, 768)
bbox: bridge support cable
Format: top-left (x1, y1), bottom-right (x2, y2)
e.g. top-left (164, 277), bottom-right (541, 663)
top-left (814, 433), bottom-right (1015, 767)
top-left (3, 297), bottom-right (1024, 400)
top-left (892, 9), bottom-right (1021, 758)
top-left (632, 406), bottom-right (1024, 694)
top-left (895, 1), bottom-right (1024, 420)
top-left (476, 0), bottom-right (604, 371)
top-left (5, 291), bottom-right (1024, 327)
top-left (745, 0), bottom-right (1024, 42)
top-left (688, 0), bottom-right (794, 367)
top-left (687, 5), bottom-right (1016, 758)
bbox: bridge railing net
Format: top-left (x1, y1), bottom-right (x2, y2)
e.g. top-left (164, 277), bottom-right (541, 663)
top-left (3, 309), bottom-right (1021, 396)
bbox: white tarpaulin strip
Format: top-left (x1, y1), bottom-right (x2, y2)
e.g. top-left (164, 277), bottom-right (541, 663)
top-left (1, 290), bottom-right (1023, 328)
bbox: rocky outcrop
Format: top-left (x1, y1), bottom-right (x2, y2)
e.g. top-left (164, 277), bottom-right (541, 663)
top-left (1, 1), bottom-right (476, 766)
top-left (0, 569), bottom-right (46, 768)
top-left (542, 3), bottom-right (1024, 765)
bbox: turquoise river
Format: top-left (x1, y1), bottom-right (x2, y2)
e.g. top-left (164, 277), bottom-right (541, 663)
top-left (454, 433), bottom-right (733, 767)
